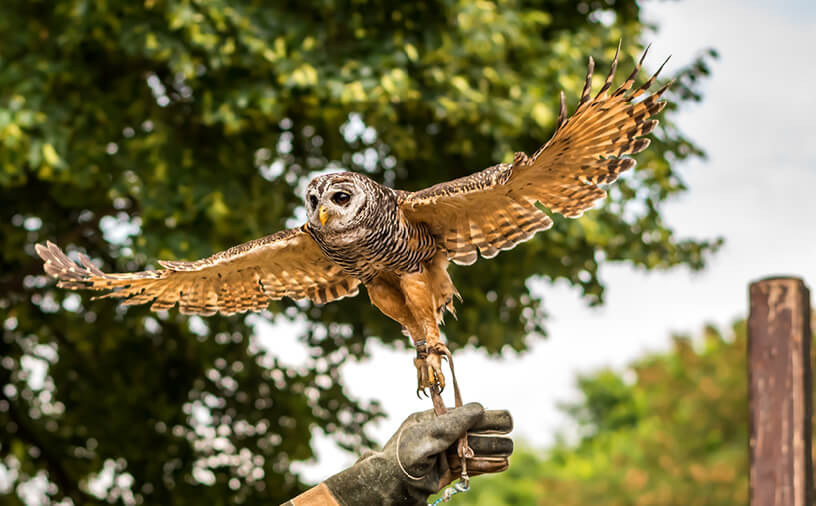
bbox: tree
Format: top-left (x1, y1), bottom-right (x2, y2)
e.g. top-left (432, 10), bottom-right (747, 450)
top-left (453, 321), bottom-right (751, 506)
top-left (0, 0), bottom-right (717, 503)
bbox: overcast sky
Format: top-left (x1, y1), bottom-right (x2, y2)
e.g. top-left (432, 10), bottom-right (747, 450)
top-left (271, 0), bottom-right (816, 483)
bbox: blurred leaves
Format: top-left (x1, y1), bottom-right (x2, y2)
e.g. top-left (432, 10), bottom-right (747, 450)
top-left (0, 0), bottom-right (718, 504)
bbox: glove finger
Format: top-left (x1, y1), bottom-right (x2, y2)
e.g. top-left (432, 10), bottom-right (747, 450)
top-left (470, 410), bottom-right (513, 434)
top-left (447, 455), bottom-right (509, 476)
top-left (450, 434), bottom-right (513, 458)
top-left (467, 457), bottom-right (510, 475)
top-left (404, 402), bottom-right (484, 460)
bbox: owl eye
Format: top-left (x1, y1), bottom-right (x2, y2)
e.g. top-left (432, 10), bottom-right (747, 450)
top-left (331, 192), bottom-right (351, 205)
top-left (309, 195), bottom-right (318, 208)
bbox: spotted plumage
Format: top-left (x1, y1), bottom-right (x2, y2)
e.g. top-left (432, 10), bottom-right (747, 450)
top-left (305, 173), bottom-right (438, 283)
top-left (37, 46), bottom-right (671, 394)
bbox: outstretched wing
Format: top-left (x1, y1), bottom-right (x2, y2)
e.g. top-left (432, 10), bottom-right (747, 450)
top-left (398, 45), bottom-right (671, 265)
top-left (36, 226), bottom-right (359, 315)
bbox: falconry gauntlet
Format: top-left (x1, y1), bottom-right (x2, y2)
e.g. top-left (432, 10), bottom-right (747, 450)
top-left (323, 403), bottom-right (513, 506)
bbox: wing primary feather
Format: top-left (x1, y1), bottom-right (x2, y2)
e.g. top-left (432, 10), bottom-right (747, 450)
top-left (613, 43), bottom-right (650, 98)
top-left (654, 79), bottom-right (674, 99)
top-left (629, 55), bottom-right (671, 100)
top-left (77, 253), bottom-right (105, 277)
top-left (565, 118), bottom-right (659, 154)
top-left (578, 56), bottom-right (595, 108)
top-left (563, 100), bottom-right (666, 153)
top-left (595, 40), bottom-right (621, 99)
top-left (559, 79), bottom-right (668, 142)
top-left (556, 90), bottom-right (567, 131)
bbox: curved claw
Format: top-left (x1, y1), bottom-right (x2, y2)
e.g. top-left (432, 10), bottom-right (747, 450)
top-left (434, 369), bottom-right (446, 393)
top-left (414, 344), bottom-right (453, 397)
top-left (429, 362), bottom-right (446, 393)
top-left (416, 361), bottom-right (441, 392)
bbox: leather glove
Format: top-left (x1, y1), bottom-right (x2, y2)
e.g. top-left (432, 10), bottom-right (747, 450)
top-left (324, 402), bottom-right (513, 505)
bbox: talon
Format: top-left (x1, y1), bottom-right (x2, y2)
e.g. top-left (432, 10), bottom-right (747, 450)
top-left (436, 369), bottom-right (446, 392)
top-left (429, 342), bottom-right (451, 356)
top-left (414, 341), bottom-right (454, 397)
top-left (425, 353), bottom-right (446, 392)
top-left (415, 355), bottom-right (434, 395)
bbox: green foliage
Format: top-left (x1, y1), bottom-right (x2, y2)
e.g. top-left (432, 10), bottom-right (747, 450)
top-left (455, 322), bottom-right (750, 506)
top-left (0, 0), bottom-right (717, 503)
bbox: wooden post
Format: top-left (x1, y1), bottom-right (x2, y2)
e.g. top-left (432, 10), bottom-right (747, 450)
top-left (748, 277), bottom-right (813, 506)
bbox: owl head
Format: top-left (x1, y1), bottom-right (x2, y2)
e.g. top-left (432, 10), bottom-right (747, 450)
top-left (305, 172), bottom-right (375, 235)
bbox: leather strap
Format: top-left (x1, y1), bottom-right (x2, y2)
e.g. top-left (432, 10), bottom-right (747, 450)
top-left (429, 348), bottom-right (473, 484)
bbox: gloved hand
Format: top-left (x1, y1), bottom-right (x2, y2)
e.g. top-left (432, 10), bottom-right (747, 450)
top-left (324, 402), bottom-right (513, 506)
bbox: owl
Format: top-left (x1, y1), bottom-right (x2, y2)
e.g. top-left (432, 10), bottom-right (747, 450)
top-left (37, 46), bottom-right (670, 399)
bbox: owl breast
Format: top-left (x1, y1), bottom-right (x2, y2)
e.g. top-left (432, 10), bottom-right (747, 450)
top-left (307, 187), bottom-right (438, 283)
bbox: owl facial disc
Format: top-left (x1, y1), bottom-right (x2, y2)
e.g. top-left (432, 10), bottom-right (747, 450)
top-left (305, 172), bottom-right (370, 233)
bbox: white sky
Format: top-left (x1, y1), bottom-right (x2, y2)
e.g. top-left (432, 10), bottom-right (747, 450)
top-left (280, 0), bottom-right (816, 483)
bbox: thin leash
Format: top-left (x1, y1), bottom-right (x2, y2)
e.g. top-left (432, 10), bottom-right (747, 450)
top-left (428, 348), bottom-right (473, 503)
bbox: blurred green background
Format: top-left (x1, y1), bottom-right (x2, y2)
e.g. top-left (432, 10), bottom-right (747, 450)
top-left (450, 320), bottom-right (752, 506)
top-left (0, 0), bottom-right (732, 504)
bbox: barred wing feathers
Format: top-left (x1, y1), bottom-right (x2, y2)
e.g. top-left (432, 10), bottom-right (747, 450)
top-left (399, 46), bottom-right (671, 266)
top-left (36, 227), bottom-right (359, 315)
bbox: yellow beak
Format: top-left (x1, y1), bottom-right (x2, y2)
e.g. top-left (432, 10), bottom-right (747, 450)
top-left (319, 206), bottom-right (329, 226)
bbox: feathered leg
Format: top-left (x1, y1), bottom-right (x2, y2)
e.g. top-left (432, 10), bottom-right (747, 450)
top-left (397, 266), bottom-right (472, 479)
top-left (366, 274), bottom-right (441, 396)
